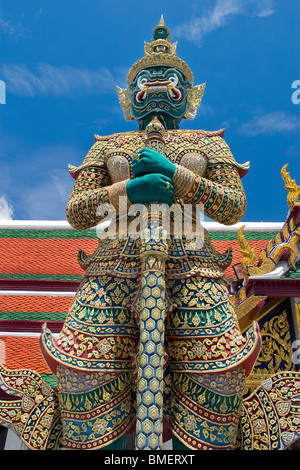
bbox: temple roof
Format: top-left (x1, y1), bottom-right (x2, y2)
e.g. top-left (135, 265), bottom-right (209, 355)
top-left (0, 220), bottom-right (283, 284)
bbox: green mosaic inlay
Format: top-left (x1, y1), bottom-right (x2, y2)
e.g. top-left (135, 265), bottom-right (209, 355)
top-left (208, 231), bottom-right (278, 241)
top-left (0, 228), bottom-right (278, 241)
top-left (0, 229), bottom-right (100, 239)
top-left (282, 262), bottom-right (300, 279)
top-left (40, 373), bottom-right (57, 388)
top-left (0, 311), bottom-right (68, 322)
top-left (0, 273), bottom-right (82, 281)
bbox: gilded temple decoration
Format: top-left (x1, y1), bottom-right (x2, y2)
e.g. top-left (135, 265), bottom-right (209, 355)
top-left (281, 163), bottom-right (300, 210)
top-left (232, 165), bottom-right (300, 428)
top-left (237, 164), bottom-right (300, 279)
top-left (239, 371), bottom-right (300, 450)
top-left (237, 225), bottom-right (257, 280)
top-left (244, 302), bottom-right (299, 392)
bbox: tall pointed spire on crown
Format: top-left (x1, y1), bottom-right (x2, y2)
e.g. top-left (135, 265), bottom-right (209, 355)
top-left (126, 17), bottom-right (194, 87)
top-left (157, 14), bottom-right (166, 27)
top-left (152, 15), bottom-right (171, 41)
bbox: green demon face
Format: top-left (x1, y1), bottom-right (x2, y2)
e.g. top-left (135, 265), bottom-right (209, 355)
top-left (129, 67), bottom-right (192, 129)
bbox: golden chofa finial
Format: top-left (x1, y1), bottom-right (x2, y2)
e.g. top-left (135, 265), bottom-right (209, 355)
top-left (281, 163), bottom-right (300, 209)
top-left (237, 225), bottom-right (257, 279)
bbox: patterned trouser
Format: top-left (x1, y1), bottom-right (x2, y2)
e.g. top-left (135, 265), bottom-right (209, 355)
top-left (48, 275), bottom-right (257, 450)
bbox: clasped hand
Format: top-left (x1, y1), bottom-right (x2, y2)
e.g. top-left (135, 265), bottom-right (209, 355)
top-left (126, 148), bottom-right (176, 205)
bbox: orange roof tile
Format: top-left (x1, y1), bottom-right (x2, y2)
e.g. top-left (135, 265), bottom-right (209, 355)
top-left (0, 235), bottom-right (270, 280)
top-left (0, 238), bottom-right (97, 276)
top-left (0, 335), bottom-right (52, 374)
top-left (0, 295), bottom-right (73, 313)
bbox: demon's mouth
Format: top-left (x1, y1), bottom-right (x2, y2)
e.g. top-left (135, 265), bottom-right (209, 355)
top-left (136, 74), bottom-right (182, 103)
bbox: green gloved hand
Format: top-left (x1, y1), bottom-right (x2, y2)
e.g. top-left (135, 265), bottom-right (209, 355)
top-left (132, 148), bottom-right (176, 179)
top-left (126, 173), bottom-right (174, 206)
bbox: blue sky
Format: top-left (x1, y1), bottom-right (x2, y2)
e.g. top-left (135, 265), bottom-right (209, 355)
top-left (0, 0), bottom-right (299, 222)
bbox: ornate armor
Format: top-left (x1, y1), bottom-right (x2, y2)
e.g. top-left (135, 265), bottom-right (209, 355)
top-left (40, 19), bottom-right (261, 450)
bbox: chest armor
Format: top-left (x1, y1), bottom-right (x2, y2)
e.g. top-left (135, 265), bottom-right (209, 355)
top-left (102, 130), bottom-right (209, 184)
top-left (74, 129), bottom-right (233, 276)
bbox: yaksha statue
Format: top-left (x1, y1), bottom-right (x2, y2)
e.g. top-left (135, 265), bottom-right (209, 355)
top-left (40, 17), bottom-right (261, 450)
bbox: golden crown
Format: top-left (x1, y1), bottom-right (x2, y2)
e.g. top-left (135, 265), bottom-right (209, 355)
top-left (126, 15), bottom-right (194, 87)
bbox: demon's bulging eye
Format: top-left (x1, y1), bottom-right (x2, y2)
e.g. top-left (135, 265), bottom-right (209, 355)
top-left (168, 75), bottom-right (178, 86)
top-left (137, 76), bottom-right (148, 89)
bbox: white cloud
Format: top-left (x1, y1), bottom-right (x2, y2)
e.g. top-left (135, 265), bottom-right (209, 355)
top-left (0, 12), bottom-right (27, 40)
top-left (22, 144), bottom-right (84, 220)
top-left (36, 8), bottom-right (43, 18)
top-left (174, 0), bottom-right (276, 46)
top-left (197, 103), bottom-right (215, 116)
top-left (21, 169), bottom-right (74, 220)
top-left (237, 111), bottom-right (300, 136)
top-left (0, 62), bottom-right (117, 98)
top-left (0, 196), bottom-right (14, 220)
top-left (256, 7), bottom-right (276, 17)
top-left (0, 138), bottom-right (85, 220)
